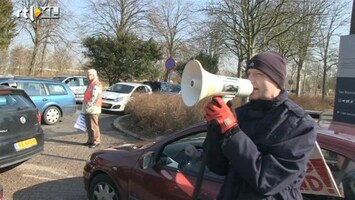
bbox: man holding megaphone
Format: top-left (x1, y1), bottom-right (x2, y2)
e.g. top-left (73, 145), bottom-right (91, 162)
top-left (203, 52), bottom-right (317, 200)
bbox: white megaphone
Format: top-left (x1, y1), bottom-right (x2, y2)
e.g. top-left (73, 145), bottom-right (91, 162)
top-left (181, 59), bottom-right (253, 107)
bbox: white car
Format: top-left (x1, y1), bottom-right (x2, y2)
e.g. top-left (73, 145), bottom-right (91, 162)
top-left (101, 82), bottom-right (152, 112)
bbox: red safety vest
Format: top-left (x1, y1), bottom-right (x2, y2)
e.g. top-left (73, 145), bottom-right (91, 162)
top-left (84, 79), bottom-right (102, 106)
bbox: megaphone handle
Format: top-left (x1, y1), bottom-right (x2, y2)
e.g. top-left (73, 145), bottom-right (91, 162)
top-left (221, 94), bottom-right (235, 104)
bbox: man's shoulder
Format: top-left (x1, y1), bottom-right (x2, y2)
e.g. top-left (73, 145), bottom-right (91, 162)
top-left (93, 80), bottom-right (102, 86)
top-left (283, 99), bottom-right (307, 118)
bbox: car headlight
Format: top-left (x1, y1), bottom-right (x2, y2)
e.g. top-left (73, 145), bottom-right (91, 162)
top-left (114, 97), bottom-right (123, 102)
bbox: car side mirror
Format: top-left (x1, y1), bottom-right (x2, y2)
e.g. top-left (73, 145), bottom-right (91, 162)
top-left (140, 151), bottom-right (155, 169)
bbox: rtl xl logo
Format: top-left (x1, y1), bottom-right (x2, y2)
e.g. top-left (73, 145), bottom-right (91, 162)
top-left (16, 6), bottom-right (60, 22)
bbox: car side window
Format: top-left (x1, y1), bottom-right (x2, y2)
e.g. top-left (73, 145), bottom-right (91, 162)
top-left (158, 132), bottom-right (224, 182)
top-left (0, 82), bottom-right (17, 88)
top-left (47, 84), bottom-right (67, 95)
top-left (303, 149), bottom-right (355, 200)
top-left (134, 86), bottom-right (149, 94)
top-left (324, 150), bottom-right (355, 200)
top-left (67, 78), bottom-right (79, 87)
top-left (82, 77), bottom-right (89, 86)
top-left (22, 83), bottom-right (45, 96)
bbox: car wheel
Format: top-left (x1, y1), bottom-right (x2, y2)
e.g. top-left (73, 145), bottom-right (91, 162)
top-left (43, 106), bottom-right (61, 125)
top-left (89, 174), bottom-right (120, 200)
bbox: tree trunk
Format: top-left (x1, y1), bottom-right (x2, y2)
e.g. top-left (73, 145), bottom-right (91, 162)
top-left (39, 41), bottom-right (48, 77)
top-left (296, 59), bottom-right (304, 96)
top-left (322, 65), bottom-right (327, 99)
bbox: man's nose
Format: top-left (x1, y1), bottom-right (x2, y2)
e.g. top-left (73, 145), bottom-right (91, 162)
top-left (248, 75), bottom-right (255, 83)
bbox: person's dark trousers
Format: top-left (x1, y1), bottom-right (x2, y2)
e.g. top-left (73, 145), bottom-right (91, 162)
top-left (84, 114), bottom-right (101, 144)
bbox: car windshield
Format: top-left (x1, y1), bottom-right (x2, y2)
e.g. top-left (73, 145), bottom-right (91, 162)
top-left (107, 84), bottom-right (134, 94)
top-left (0, 93), bottom-right (34, 111)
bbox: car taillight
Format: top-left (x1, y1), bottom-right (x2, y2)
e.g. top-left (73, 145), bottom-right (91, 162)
top-left (0, 189), bottom-right (3, 200)
top-left (38, 110), bottom-right (42, 123)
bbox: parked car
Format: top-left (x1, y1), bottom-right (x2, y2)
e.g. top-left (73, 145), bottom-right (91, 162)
top-left (0, 77), bottom-right (77, 125)
top-left (83, 122), bottom-right (355, 200)
top-left (0, 86), bottom-right (44, 171)
top-left (101, 82), bottom-right (152, 112)
top-left (0, 183), bottom-right (3, 200)
top-left (53, 75), bottom-right (88, 103)
top-left (166, 83), bottom-right (181, 95)
top-left (143, 81), bottom-right (181, 94)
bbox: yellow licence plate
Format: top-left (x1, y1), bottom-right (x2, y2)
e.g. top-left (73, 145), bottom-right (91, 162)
top-left (14, 138), bottom-right (38, 151)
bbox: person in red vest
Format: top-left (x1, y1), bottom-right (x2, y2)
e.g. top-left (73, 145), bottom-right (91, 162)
top-left (82, 69), bottom-right (102, 148)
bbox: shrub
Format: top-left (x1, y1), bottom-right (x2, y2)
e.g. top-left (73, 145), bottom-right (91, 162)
top-left (126, 93), bottom-right (334, 136)
top-left (126, 93), bottom-right (244, 136)
top-left (288, 95), bottom-right (334, 113)
top-left (126, 93), bottom-right (204, 135)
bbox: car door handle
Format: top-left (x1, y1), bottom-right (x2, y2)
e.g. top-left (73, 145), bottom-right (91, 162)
top-left (42, 98), bottom-right (48, 101)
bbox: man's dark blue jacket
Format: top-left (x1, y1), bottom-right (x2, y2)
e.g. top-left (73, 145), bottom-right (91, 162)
top-left (205, 91), bottom-right (317, 200)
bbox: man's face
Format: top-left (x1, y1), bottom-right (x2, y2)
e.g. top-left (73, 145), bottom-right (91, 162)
top-left (247, 68), bottom-right (281, 100)
top-left (87, 73), bottom-right (95, 81)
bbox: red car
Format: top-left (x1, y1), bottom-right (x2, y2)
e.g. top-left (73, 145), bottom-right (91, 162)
top-left (83, 122), bottom-right (355, 200)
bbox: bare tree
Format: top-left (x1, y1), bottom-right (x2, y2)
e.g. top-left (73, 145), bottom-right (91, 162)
top-left (14, 0), bottom-right (71, 76)
top-left (83, 0), bottom-right (148, 37)
top-left (9, 45), bottom-right (32, 75)
top-left (194, 19), bottom-right (226, 58)
top-left (47, 46), bottom-right (74, 75)
top-left (288, 0), bottom-right (332, 96)
top-left (205, 0), bottom-right (311, 77)
top-left (146, 0), bottom-right (194, 80)
top-left (315, 0), bottom-right (350, 99)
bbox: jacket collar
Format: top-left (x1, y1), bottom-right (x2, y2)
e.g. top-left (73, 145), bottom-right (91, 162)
top-left (246, 91), bottom-right (288, 118)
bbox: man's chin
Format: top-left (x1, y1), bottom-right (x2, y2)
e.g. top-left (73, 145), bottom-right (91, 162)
top-left (249, 95), bottom-right (258, 101)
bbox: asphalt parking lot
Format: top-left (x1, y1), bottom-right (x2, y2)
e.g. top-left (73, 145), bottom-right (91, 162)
top-left (0, 111), bottom-right (139, 200)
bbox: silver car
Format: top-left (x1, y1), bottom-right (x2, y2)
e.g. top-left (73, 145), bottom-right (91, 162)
top-left (53, 75), bottom-right (88, 103)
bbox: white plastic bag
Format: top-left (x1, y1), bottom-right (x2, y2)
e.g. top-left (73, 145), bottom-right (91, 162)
top-left (74, 113), bottom-right (87, 132)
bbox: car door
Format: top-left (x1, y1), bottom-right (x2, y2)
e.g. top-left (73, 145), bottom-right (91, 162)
top-left (128, 132), bottom-right (222, 200)
top-left (302, 148), bottom-right (355, 200)
top-left (18, 82), bottom-right (47, 114)
top-left (44, 83), bottom-right (76, 116)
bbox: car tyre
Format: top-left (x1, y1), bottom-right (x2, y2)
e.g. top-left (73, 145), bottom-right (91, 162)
top-left (89, 174), bottom-right (120, 200)
top-left (43, 106), bottom-right (61, 125)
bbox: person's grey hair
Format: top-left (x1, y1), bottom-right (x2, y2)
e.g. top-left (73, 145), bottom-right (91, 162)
top-left (88, 69), bottom-right (98, 78)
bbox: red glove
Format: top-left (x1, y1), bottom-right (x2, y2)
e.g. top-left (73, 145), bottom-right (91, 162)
top-left (205, 96), bottom-right (238, 134)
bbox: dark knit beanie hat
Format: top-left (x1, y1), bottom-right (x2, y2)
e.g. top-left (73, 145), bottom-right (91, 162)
top-left (246, 51), bottom-right (287, 89)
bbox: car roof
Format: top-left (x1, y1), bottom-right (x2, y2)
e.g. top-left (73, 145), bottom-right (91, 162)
top-left (317, 123), bottom-right (355, 161)
top-left (0, 77), bottom-right (61, 83)
top-left (54, 75), bottom-right (86, 78)
top-left (114, 82), bottom-right (149, 87)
